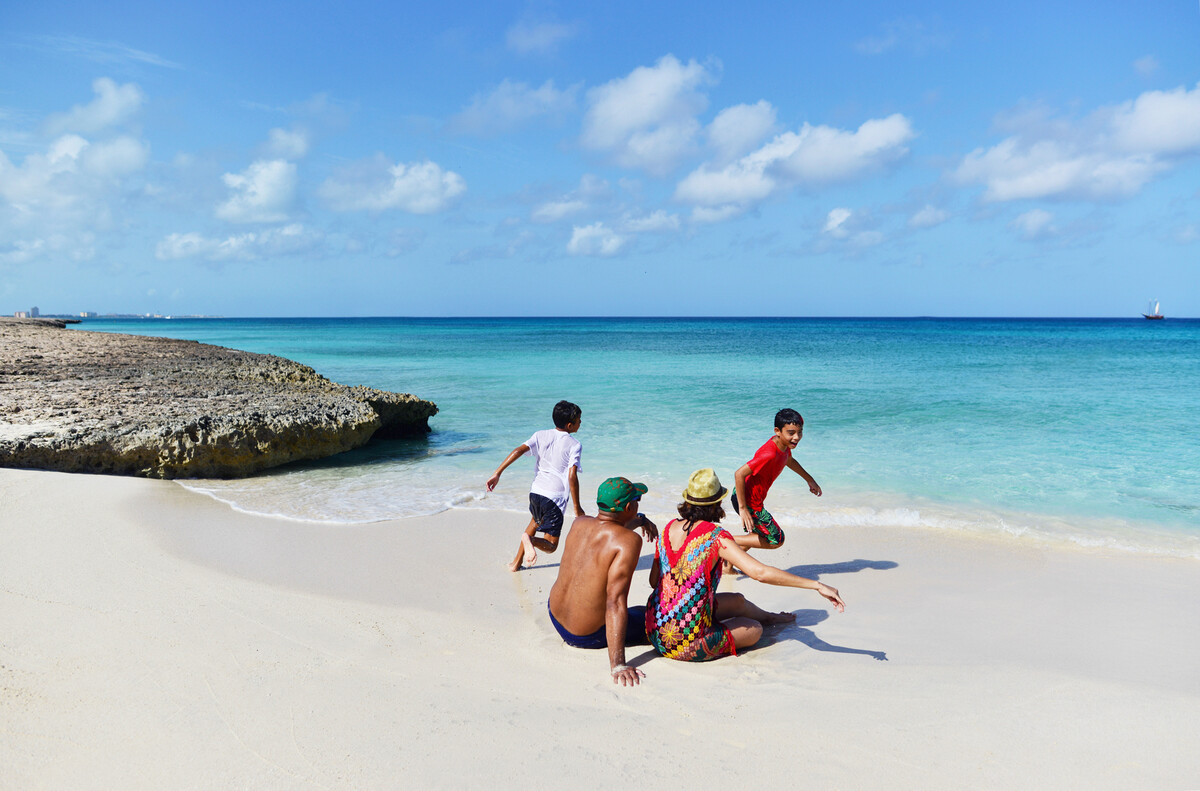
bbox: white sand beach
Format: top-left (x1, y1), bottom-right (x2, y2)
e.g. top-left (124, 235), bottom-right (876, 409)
top-left (2, 467), bottom-right (1199, 789)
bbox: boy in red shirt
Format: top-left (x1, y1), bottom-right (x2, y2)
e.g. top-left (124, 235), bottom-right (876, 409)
top-left (731, 408), bottom-right (821, 551)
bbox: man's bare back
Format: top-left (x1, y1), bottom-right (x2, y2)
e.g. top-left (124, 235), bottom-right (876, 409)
top-left (545, 477), bottom-right (656, 685)
top-left (549, 514), bottom-right (642, 635)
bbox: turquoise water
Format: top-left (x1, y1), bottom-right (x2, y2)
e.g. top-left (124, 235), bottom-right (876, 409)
top-left (76, 317), bottom-right (1200, 556)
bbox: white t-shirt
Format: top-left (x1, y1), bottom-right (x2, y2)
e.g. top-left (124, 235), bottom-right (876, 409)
top-left (525, 428), bottom-right (583, 510)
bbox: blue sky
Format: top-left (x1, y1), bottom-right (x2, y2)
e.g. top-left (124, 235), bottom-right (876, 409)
top-left (1, 1), bottom-right (1197, 317)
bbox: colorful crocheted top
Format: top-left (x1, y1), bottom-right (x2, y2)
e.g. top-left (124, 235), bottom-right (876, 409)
top-left (645, 519), bottom-right (737, 662)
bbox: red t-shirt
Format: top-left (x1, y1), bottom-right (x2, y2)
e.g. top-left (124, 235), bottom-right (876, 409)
top-left (744, 437), bottom-right (790, 512)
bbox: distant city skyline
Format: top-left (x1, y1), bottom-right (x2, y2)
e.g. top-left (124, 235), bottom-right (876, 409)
top-left (2, 2), bottom-right (1198, 318)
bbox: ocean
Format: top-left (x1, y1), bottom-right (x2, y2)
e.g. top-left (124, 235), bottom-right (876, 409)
top-left (76, 317), bottom-right (1200, 557)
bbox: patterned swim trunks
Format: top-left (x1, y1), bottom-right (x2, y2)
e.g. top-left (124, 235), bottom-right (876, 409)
top-left (731, 492), bottom-right (784, 546)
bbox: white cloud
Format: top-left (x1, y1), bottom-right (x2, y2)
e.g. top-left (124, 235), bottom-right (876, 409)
top-left (674, 114), bottom-right (914, 219)
top-left (264, 127), bottom-right (309, 159)
top-left (820, 207), bottom-right (883, 247)
top-left (506, 20), bottom-right (578, 55)
top-left (532, 199), bottom-right (587, 223)
top-left (824, 208), bottom-right (853, 238)
top-left (957, 83), bottom-right (1200, 202)
top-left (530, 175), bottom-right (610, 223)
top-left (216, 159), bottom-right (297, 223)
top-left (80, 136), bottom-right (150, 178)
top-left (690, 205), bottom-right (743, 224)
top-left (956, 138), bottom-right (1161, 201)
top-left (567, 222), bottom-right (627, 256)
top-left (1109, 84), bottom-right (1200, 155)
top-left (581, 55), bottom-right (715, 175)
top-left (319, 155), bottom-right (465, 214)
top-left (707, 100), bottom-right (776, 164)
top-left (775, 114), bottom-right (915, 182)
top-left (45, 78), bottom-right (144, 136)
top-left (156, 223), bottom-right (320, 261)
top-left (0, 80), bottom-right (153, 267)
top-left (909, 205), bottom-right (949, 228)
top-left (0, 132), bottom-right (148, 222)
top-left (450, 79), bottom-right (578, 136)
top-left (1011, 209), bottom-right (1056, 240)
top-left (620, 210), bottom-right (680, 233)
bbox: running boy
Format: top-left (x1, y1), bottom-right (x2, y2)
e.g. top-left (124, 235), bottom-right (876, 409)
top-left (731, 408), bottom-right (821, 552)
top-left (486, 400), bottom-right (584, 572)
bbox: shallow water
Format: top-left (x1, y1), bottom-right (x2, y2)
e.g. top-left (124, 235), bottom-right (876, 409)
top-left (77, 317), bottom-right (1200, 557)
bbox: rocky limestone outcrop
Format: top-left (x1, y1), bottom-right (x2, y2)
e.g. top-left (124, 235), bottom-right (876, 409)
top-left (0, 318), bottom-right (438, 478)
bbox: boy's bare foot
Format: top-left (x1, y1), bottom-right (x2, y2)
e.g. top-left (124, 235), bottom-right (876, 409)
top-left (760, 611), bottom-right (796, 625)
top-left (519, 533), bottom-right (538, 567)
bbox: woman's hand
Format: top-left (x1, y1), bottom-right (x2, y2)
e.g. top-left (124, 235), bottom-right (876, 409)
top-left (816, 582), bottom-right (845, 613)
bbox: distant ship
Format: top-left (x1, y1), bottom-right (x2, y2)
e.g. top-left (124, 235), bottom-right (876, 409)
top-left (1142, 299), bottom-right (1164, 320)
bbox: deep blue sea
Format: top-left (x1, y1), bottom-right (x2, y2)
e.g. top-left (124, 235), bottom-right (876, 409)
top-left (76, 317), bottom-right (1200, 557)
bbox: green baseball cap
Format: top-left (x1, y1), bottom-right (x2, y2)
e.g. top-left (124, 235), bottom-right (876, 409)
top-left (596, 477), bottom-right (648, 512)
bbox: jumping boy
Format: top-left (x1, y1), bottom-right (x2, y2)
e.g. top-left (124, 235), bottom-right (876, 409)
top-left (486, 400), bottom-right (584, 572)
top-left (731, 408), bottom-right (821, 553)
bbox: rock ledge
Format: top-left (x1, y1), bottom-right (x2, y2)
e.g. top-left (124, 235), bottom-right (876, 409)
top-left (0, 319), bottom-right (438, 478)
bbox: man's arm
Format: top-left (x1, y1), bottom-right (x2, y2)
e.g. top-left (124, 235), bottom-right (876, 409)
top-left (734, 463), bottom-right (755, 532)
top-left (604, 534), bottom-right (644, 686)
top-left (786, 456), bottom-right (821, 496)
top-left (629, 512), bottom-right (657, 542)
top-left (486, 444), bottom-right (529, 491)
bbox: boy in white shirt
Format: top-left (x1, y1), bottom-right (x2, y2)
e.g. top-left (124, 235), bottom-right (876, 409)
top-left (486, 401), bottom-right (584, 572)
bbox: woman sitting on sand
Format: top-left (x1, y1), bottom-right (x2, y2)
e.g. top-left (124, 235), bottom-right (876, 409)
top-left (645, 468), bottom-right (846, 661)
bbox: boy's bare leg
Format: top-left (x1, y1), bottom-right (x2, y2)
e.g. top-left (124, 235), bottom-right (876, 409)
top-left (732, 532), bottom-right (782, 550)
top-left (508, 517), bottom-right (539, 572)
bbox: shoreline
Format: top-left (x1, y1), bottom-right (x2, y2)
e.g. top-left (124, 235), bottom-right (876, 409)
top-left (174, 473), bottom-right (1200, 561)
top-left (3, 467), bottom-right (1198, 788)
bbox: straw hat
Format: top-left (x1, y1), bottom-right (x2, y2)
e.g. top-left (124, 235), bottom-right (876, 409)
top-left (682, 468), bottom-right (728, 505)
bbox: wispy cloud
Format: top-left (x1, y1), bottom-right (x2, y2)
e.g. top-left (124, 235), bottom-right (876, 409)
top-left (448, 79), bottom-right (578, 136)
top-left (26, 34), bottom-right (183, 70)
top-left (506, 19), bottom-right (579, 55)
top-left (854, 18), bottom-right (951, 56)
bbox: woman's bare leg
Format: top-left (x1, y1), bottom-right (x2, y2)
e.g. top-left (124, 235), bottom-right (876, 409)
top-left (721, 616), bottom-right (764, 649)
top-left (715, 591), bottom-right (796, 625)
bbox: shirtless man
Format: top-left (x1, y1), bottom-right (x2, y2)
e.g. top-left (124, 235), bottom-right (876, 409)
top-left (547, 477), bottom-right (657, 686)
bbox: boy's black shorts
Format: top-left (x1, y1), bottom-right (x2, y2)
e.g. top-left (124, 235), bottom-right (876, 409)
top-left (528, 493), bottom-right (565, 537)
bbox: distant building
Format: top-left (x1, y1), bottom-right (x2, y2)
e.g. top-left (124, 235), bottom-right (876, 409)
top-left (30, 306), bottom-right (39, 317)
top-left (80, 311), bottom-right (97, 318)
top-left (14, 311), bottom-right (30, 318)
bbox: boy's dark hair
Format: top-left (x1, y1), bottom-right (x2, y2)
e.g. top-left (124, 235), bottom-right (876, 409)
top-left (775, 408), bottom-right (804, 429)
top-left (552, 400), bottom-right (582, 429)
top-left (676, 502), bottom-right (726, 524)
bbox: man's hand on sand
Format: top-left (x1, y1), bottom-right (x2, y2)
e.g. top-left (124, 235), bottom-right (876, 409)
top-left (611, 665), bottom-right (645, 686)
